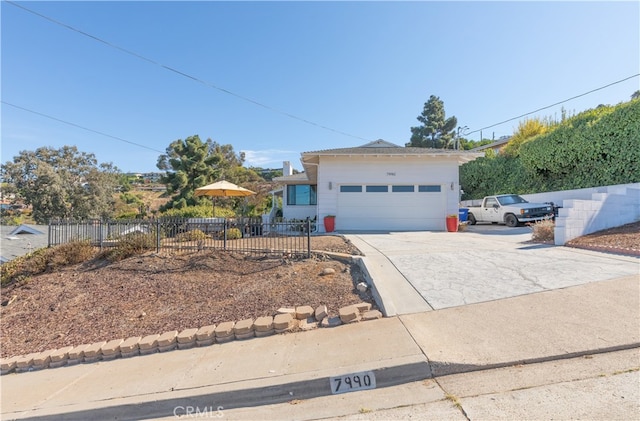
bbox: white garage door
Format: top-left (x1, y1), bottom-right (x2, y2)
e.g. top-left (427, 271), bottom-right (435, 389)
top-left (336, 184), bottom-right (446, 231)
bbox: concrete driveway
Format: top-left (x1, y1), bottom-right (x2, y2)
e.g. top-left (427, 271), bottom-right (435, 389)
top-left (346, 225), bottom-right (639, 311)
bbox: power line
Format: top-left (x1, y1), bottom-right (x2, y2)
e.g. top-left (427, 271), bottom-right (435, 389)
top-left (466, 74), bottom-right (640, 136)
top-left (6, 1), bottom-right (370, 143)
top-left (2, 101), bottom-right (165, 154)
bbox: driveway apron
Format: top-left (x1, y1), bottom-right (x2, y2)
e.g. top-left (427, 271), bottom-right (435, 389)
top-left (347, 226), bottom-right (639, 310)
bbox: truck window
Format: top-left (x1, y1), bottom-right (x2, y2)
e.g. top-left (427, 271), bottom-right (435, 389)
top-left (485, 198), bottom-right (498, 207)
top-left (497, 195), bottom-right (527, 205)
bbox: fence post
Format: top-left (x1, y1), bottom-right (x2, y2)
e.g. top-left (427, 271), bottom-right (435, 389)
top-left (48, 220), bottom-right (52, 247)
top-left (156, 219), bottom-right (161, 253)
top-left (99, 219), bottom-right (103, 250)
top-left (306, 217), bottom-right (311, 258)
top-left (223, 219), bottom-right (227, 250)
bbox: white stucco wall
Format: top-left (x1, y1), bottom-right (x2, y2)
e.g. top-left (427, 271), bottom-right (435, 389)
top-left (316, 155), bottom-right (461, 232)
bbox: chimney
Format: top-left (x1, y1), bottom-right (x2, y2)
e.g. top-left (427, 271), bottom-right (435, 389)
top-left (283, 161), bottom-right (293, 176)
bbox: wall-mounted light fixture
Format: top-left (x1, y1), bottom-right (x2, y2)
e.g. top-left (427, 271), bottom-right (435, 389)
top-left (450, 182), bottom-right (455, 190)
top-left (329, 182), bottom-right (333, 190)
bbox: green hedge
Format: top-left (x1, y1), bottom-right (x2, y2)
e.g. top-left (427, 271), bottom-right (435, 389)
top-left (460, 99), bottom-right (640, 199)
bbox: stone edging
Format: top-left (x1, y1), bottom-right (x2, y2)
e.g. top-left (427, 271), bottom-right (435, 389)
top-left (0, 303), bottom-right (382, 375)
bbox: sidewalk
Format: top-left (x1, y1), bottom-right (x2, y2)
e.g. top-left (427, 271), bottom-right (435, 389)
top-left (2, 274), bottom-right (638, 420)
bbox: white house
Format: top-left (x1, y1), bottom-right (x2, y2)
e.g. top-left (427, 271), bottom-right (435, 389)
top-left (273, 140), bottom-right (482, 232)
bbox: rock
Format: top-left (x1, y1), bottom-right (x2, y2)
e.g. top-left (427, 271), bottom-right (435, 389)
top-left (354, 302), bottom-right (372, 312)
top-left (362, 310), bottom-right (383, 321)
top-left (314, 304), bottom-right (328, 321)
top-left (320, 316), bottom-right (343, 328)
top-left (338, 305), bottom-right (360, 323)
top-left (356, 282), bottom-right (368, 292)
top-left (276, 307), bottom-right (296, 315)
top-left (273, 313), bottom-right (294, 330)
top-left (1, 295), bottom-right (17, 307)
top-left (295, 305), bottom-right (314, 320)
top-left (299, 317), bottom-right (318, 331)
top-left (320, 268), bottom-right (336, 276)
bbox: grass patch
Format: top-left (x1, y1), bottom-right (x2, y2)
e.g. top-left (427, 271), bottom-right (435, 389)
top-left (445, 393), bottom-right (463, 410)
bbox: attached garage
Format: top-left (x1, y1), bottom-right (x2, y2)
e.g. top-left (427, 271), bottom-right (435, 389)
top-left (336, 184), bottom-right (446, 231)
top-left (275, 140), bottom-right (482, 232)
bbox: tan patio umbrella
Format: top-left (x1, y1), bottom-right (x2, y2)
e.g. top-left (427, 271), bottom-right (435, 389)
top-left (194, 180), bottom-right (256, 216)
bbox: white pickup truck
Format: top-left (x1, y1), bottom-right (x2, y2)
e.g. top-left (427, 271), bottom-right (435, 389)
top-left (466, 194), bottom-right (554, 227)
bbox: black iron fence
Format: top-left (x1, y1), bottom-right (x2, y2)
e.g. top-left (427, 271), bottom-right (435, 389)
top-left (48, 217), bottom-right (314, 258)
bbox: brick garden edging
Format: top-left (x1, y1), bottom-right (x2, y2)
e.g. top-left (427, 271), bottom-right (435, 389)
top-left (0, 303), bottom-right (382, 375)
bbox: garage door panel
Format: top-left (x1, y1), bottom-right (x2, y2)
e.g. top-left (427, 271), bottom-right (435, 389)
top-left (337, 216), bottom-right (443, 231)
top-left (337, 189), bottom-right (445, 231)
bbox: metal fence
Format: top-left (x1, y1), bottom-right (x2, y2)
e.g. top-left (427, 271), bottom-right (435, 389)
top-left (48, 217), bottom-right (314, 257)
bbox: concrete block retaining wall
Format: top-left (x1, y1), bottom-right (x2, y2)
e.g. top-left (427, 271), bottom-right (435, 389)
top-left (461, 183), bottom-right (640, 245)
top-left (523, 183), bottom-right (640, 245)
top-left (0, 302), bottom-right (382, 375)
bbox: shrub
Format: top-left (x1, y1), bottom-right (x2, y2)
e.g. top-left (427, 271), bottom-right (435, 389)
top-left (226, 227), bottom-right (242, 240)
top-left (0, 240), bottom-right (95, 286)
top-left (161, 204), bottom-right (235, 218)
top-left (530, 219), bottom-right (555, 242)
top-left (49, 240), bottom-right (95, 266)
top-left (176, 229), bottom-right (210, 242)
top-left (214, 227), bottom-right (242, 240)
top-left (99, 232), bottom-right (156, 262)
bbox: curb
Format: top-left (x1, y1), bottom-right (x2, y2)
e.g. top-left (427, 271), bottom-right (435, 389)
top-left (8, 344), bottom-right (639, 421)
top-left (2, 361), bottom-right (433, 421)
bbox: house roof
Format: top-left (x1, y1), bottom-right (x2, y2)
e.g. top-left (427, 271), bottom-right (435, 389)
top-left (300, 139), bottom-right (483, 183)
top-left (272, 172), bottom-right (310, 184)
top-left (9, 224), bottom-right (45, 236)
top-left (1, 224), bottom-right (49, 263)
top-left (470, 137), bottom-right (511, 152)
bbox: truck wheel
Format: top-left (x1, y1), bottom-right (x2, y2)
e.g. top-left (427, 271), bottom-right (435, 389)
top-left (468, 213), bottom-right (477, 225)
top-left (505, 214), bottom-right (518, 227)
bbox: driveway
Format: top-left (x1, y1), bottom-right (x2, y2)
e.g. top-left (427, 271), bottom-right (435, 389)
top-left (346, 225), bottom-right (639, 310)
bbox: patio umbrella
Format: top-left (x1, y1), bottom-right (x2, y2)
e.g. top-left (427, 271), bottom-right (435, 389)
top-left (194, 180), bottom-right (256, 216)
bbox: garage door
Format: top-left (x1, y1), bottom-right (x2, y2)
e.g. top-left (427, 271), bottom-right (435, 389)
top-left (336, 184), bottom-right (446, 231)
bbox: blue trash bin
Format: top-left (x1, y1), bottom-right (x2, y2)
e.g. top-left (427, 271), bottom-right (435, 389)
top-left (458, 208), bottom-right (469, 222)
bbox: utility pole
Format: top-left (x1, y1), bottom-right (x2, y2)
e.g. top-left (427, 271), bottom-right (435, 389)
top-left (456, 126), bottom-right (469, 150)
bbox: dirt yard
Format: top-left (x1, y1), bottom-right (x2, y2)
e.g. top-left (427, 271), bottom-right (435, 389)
top-left (1, 224), bottom-right (638, 359)
top-left (0, 235), bottom-right (369, 358)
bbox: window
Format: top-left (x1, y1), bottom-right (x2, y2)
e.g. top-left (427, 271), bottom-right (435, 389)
top-left (340, 185), bottom-right (362, 193)
top-left (287, 185), bottom-right (317, 205)
top-left (366, 185), bottom-right (388, 193)
top-left (392, 185), bottom-right (414, 193)
top-left (418, 185), bottom-right (441, 192)
top-left (485, 197), bottom-right (498, 207)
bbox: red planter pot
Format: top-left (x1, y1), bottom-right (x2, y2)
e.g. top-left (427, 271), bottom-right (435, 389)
top-left (446, 216), bottom-right (458, 232)
top-left (324, 216), bottom-right (335, 233)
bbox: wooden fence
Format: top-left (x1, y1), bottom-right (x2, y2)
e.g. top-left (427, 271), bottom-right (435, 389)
top-left (48, 217), bottom-right (314, 258)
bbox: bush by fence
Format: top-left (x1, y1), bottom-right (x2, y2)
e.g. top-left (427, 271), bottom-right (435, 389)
top-left (48, 217), bottom-right (313, 258)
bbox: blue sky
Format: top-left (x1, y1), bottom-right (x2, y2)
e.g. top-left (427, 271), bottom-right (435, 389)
top-left (2, 1), bottom-right (639, 174)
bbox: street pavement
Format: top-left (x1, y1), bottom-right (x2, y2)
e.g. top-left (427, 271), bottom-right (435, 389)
top-left (1, 226), bottom-right (639, 420)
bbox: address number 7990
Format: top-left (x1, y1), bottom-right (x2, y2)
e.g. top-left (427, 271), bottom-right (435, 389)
top-left (330, 370), bottom-right (376, 395)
